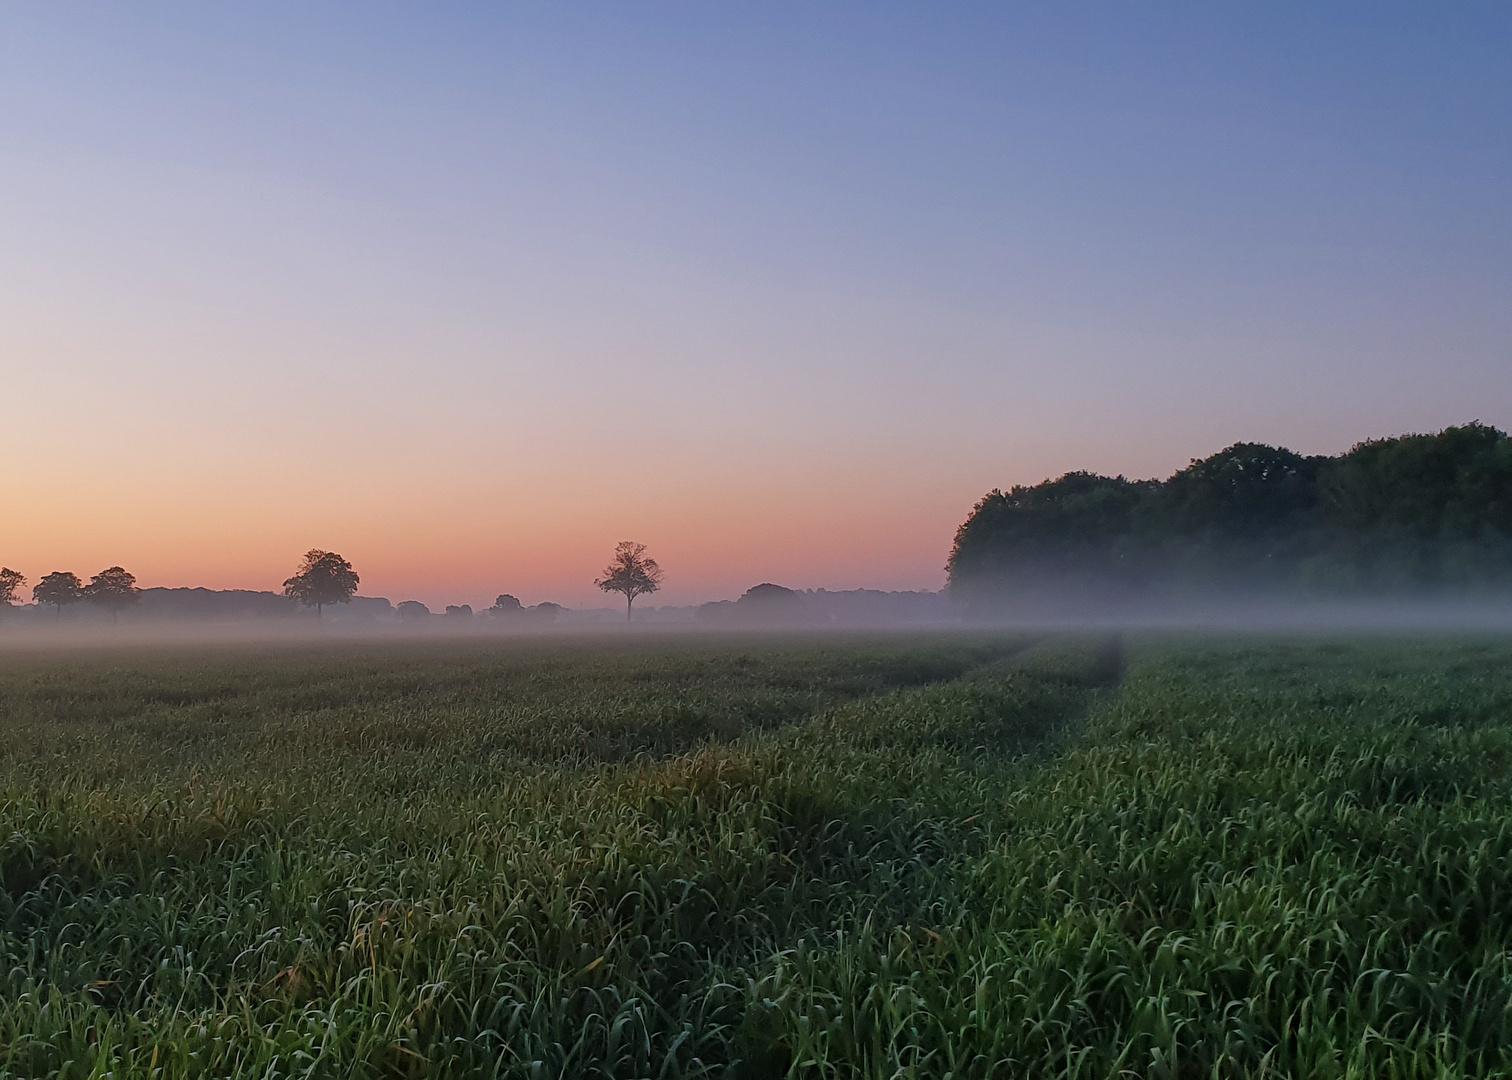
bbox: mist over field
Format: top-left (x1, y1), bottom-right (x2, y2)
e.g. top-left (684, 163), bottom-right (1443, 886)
top-left (4, 589), bottom-right (1511, 655)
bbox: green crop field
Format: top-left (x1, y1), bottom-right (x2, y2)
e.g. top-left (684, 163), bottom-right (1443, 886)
top-left (1, 631), bottom-right (1510, 1078)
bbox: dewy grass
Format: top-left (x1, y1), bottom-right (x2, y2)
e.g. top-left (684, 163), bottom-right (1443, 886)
top-left (0, 632), bottom-right (1509, 1077)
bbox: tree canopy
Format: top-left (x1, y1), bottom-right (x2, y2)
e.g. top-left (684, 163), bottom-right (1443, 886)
top-left (32, 571), bottom-right (83, 614)
top-left (282, 550), bottom-right (360, 615)
top-left (0, 568), bottom-right (25, 608)
top-left (595, 541), bottom-right (663, 621)
top-left (948, 423), bottom-right (1512, 610)
top-left (83, 567), bottom-right (141, 622)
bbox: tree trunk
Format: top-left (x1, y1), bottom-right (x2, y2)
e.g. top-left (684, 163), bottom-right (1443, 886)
top-left (626, 594), bottom-right (633, 623)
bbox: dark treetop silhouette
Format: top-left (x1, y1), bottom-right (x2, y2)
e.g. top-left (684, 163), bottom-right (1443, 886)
top-left (32, 571), bottom-right (84, 618)
top-left (948, 422), bottom-right (1512, 612)
top-left (595, 541), bottom-right (663, 621)
top-left (0, 568), bottom-right (25, 608)
top-left (83, 567), bottom-right (141, 623)
top-left (282, 550), bottom-right (360, 617)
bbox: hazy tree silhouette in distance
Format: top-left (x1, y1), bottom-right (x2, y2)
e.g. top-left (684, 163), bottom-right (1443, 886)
top-left (0, 568), bottom-right (26, 611)
top-left (595, 541), bottom-right (663, 622)
top-left (83, 566), bottom-right (140, 624)
top-left (283, 550), bottom-right (359, 618)
top-left (33, 571), bottom-right (84, 621)
top-left (946, 421), bottom-right (1512, 606)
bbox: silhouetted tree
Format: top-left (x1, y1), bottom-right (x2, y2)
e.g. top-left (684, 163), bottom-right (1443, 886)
top-left (0, 568), bottom-right (26, 610)
top-left (33, 571), bottom-right (84, 620)
top-left (282, 550), bottom-right (360, 617)
top-left (531, 601), bottom-right (564, 623)
top-left (487, 594), bottom-right (524, 621)
top-left (1160, 444), bottom-right (1321, 539)
top-left (1316, 422), bottom-right (1512, 588)
top-left (946, 472), bottom-right (1154, 610)
top-left (1154, 443), bottom-right (1325, 590)
top-left (595, 541), bottom-right (663, 621)
top-left (84, 566), bottom-right (140, 623)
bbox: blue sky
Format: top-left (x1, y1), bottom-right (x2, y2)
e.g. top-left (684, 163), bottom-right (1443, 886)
top-left (2, 3), bottom-right (1508, 605)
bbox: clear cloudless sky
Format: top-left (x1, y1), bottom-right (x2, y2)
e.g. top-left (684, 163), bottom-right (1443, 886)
top-left (2, 3), bottom-right (1509, 609)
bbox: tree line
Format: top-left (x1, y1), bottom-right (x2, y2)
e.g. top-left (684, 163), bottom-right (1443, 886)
top-left (0, 567), bottom-right (142, 623)
top-left (947, 422), bottom-right (1512, 609)
top-left (0, 553), bottom-right (362, 623)
top-left (0, 542), bottom-right (663, 622)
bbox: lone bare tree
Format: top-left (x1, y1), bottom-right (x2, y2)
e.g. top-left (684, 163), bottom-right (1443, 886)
top-left (33, 571), bottom-right (83, 620)
top-left (283, 550), bottom-right (360, 618)
top-left (595, 541), bottom-right (663, 622)
top-left (84, 566), bottom-right (141, 624)
top-left (0, 568), bottom-right (26, 610)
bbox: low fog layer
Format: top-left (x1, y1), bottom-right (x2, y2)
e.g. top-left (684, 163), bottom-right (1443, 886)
top-left (2, 583), bottom-right (1511, 653)
top-left (0, 584), bottom-right (962, 647)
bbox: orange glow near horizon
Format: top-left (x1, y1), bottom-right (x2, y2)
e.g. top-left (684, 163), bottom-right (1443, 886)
top-left (2, 430), bottom-right (980, 609)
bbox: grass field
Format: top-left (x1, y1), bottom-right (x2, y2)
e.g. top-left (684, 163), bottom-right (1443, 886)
top-left (1, 631), bottom-right (1510, 1078)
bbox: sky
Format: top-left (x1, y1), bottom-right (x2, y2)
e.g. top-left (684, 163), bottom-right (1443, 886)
top-left (2, 3), bottom-right (1509, 609)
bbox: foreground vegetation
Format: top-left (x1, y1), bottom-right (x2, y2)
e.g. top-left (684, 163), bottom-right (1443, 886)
top-left (0, 632), bottom-right (1509, 1077)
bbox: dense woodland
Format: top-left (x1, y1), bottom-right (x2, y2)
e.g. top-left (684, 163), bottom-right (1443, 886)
top-left (948, 422), bottom-right (1512, 610)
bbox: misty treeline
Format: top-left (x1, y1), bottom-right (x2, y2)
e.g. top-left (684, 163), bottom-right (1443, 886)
top-left (697, 582), bottom-right (946, 626)
top-left (0, 553), bottom-right (364, 623)
top-left (0, 546), bottom-right (637, 626)
top-left (0, 566), bottom-right (141, 622)
top-left (948, 422), bottom-right (1512, 611)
